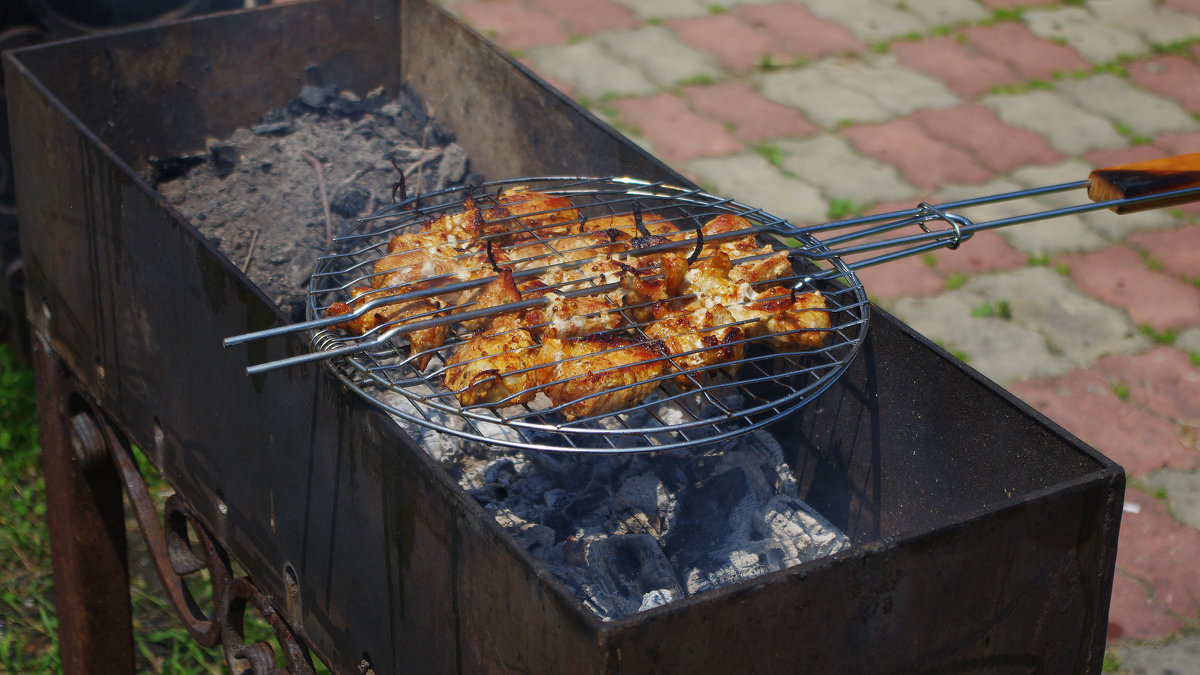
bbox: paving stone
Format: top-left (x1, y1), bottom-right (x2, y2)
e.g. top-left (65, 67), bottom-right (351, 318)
top-left (1140, 468), bottom-right (1200, 531)
top-left (1056, 74), bottom-right (1199, 140)
top-left (681, 80), bottom-right (817, 143)
top-left (1155, 130), bottom-right (1200, 156)
top-left (1024, 6), bottom-right (1148, 64)
top-left (613, 94), bottom-right (742, 163)
top-left (1115, 631), bottom-right (1200, 675)
top-left (904, 0), bottom-right (989, 27)
top-left (1094, 347), bottom-right (1200, 426)
top-left (755, 68), bottom-right (892, 129)
top-left (775, 134), bottom-right (917, 204)
top-left (1178, 326), bottom-right (1200, 354)
top-left (734, 3), bottom-right (865, 60)
top-left (982, 90), bottom-right (1128, 156)
top-left (910, 104), bottom-right (1063, 174)
top-left (1082, 145), bottom-right (1168, 169)
top-left (802, 0), bottom-right (925, 42)
top-left (609, 0), bottom-right (708, 20)
top-left (890, 288), bottom-right (1075, 384)
top-left (961, 21), bottom-right (1092, 81)
top-left (1166, 0), bottom-right (1200, 15)
top-left (455, 0), bottom-right (568, 49)
top-left (842, 119), bottom-right (992, 190)
top-left (809, 55), bottom-right (961, 118)
top-left (970, 266), bottom-right (1148, 367)
top-left (1007, 370), bottom-right (1199, 476)
top-left (1125, 224), bottom-right (1200, 283)
top-left (1107, 569), bottom-right (1184, 643)
top-left (930, 230), bottom-right (1028, 276)
top-left (1090, 0), bottom-right (1200, 46)
top-left (855, 256), bottom-right (946, 302)
top-left (1060, 245), bottom-right (1200, 332)
top-left (667, 14), bottom-right (785, 72)
top-left (594, 25), bottom-right (724, 89)
top-left (1115, 487), bottom-right (1200, 619)
top-left (1128, 55), bottom-right (1200, 115)
top-left (686, 153), bottom-right (829, 226)
top-left (979, 0), bottom-right (1059, 7)
top-left (890, 37), bottom-right (1023, 101)
top-left (524, 42), bottom-right (658, 100)
top-left (524, 0), bottom-right (639, 36)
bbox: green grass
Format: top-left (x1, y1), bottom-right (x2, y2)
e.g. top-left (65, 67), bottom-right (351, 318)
top-left (1111, 382), bottom-right (1131, 401)
top-left (1138, 324), bottom-right (1178, 346)
top-left (826, 198), bottom-right (865, 221)
top-left (0, 344), bottom-right (319, 673)
top-left (945, 272), bottom-right (969, 290)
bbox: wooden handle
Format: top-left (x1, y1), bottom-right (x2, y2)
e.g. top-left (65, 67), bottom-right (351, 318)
top-left (1088, 152), bottom-right (1200, 214)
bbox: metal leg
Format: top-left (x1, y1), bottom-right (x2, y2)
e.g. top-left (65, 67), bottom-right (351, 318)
top-left (32, 337), bottom-right (135, 673)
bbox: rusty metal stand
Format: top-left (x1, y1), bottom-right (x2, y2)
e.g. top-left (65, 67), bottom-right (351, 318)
top-left (33, 336), bottom-right (315, 674)
top-left (32, 337), bottom-right (136, 673)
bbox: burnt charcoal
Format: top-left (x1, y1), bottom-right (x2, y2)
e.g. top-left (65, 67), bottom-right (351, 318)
top-left (608, 472), bottom-right (672, 539)
top-left (297, 84), bottom-right (337, 111)
top-left (149, 154), bottom-right (205, 183)
top-left (582, 534), bottom-right (683, 620)
top-left (664, 468), bottom-right (758, 571)
top-left (209, 144), bottom-right (238, 178)
top-left (330, 186), bottom-right (370, 218)
top-left (328, 91), bottom-right (369, 118)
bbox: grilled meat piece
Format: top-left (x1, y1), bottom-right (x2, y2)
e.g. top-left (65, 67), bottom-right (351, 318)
top-left (326, 285), bottom-right (449, 369)
top-left (644, 304), bottom-right (745, 387)
top-left (539, 334), bottom-right (668, 421)
top-left (443, 319), bottom-right (546, 407)
top-left (742, 286), bottom-right (830, 351)
top-left (523, 293), bottom-right (624, 340)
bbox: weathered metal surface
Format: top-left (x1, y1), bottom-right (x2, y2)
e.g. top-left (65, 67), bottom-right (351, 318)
top-left (8, 0), bottom-right (1122, 672)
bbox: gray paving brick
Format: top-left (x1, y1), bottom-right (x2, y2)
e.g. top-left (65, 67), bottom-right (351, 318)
top-left (889, 289), bottom-right (1076, 385)
top-left (686, 153), bottom-right (829, 226)
top-left (1178, 326), bottom-right (1200, 355)
top-left (935, 178), bottom-right (1107, 257)
top-left (1090, 0), bottom-right (1200, 46)
top-left (610, 0), bottom-right (708, 20)
top-left (1023, 6), bottom-right (1147, 64)
top-left (980, 90), bottom-right (1126, 156)
top-left (756, 68), bottom-right (892, 128)
top-left (905, 0), bottom-right (989, 28)
top-left (1113, 624), bottom-right (1200, 673)
top-left (1056, 74), bottom-right (1198, 139)
top-left (810, 56), bottom-right (960, 117)
top-left (1140, 469), bottom-right (1200, 531)
top-left (890, 266), bottom-right (1145, 384)
top-left (804, 0), bottom-right (925, 42)
top-left (964, 267), bottom-right (1147, 368)
top-left (594, 26), bottom-right (723, 89)
top-left (775, 134), bottom-right (917, 205)
top-left (524, 42), bottom-right (659, 101)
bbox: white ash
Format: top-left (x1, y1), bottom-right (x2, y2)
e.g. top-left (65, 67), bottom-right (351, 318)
top-left (381, 386), bottom-right (849, 621)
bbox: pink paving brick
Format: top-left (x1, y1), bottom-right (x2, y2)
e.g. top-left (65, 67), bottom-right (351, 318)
top-left (854, 256), bottom-right (945, 301)
top-left (734, 3), bottom-right (865, 60)
top-left (1165, 0), bottom-right (1200, 16)
top-left (1116, 489), bottom-right (1200, 621)
top-left (667, 14), bottom-right (786, 72)
top-left (1155, 131), bottom-right (1200, 156)
top-left (456, 0), bottom-right (567, 50)
top-left (1059, 245), bottom-right (1200, 331)
top-left (1128, 55), bottom-right (1200, 115)
top-left (1082, 145), bottom-right (1168, 169)
top-left (613, 94), bottom-right (743, 163)
top-left (1008, 369), bottom-right (1200, 477)
top-left (1093, 347), bottom-right (1200, 427)
top-left (842, 119), bottom-right (993, 191)
top-left (891, 38), bottom-right (1023, 100)
top-left (1107, 570), bottom-right (1183, 642)
top-left (910, 104), bottom-right (1062, 173)
top-left (524, 0), bottom-right (638, 37)
top-left (681, 80), bottom-right (817, 143)
top-left (961, 22), bottom-right (1091, 82)
top-left (980, 0), bottom-right (1060, 7)
top-left (930, 230), bottom-right (1028, 276)
top-left (1126, 224), bottom-right (1200, 283)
